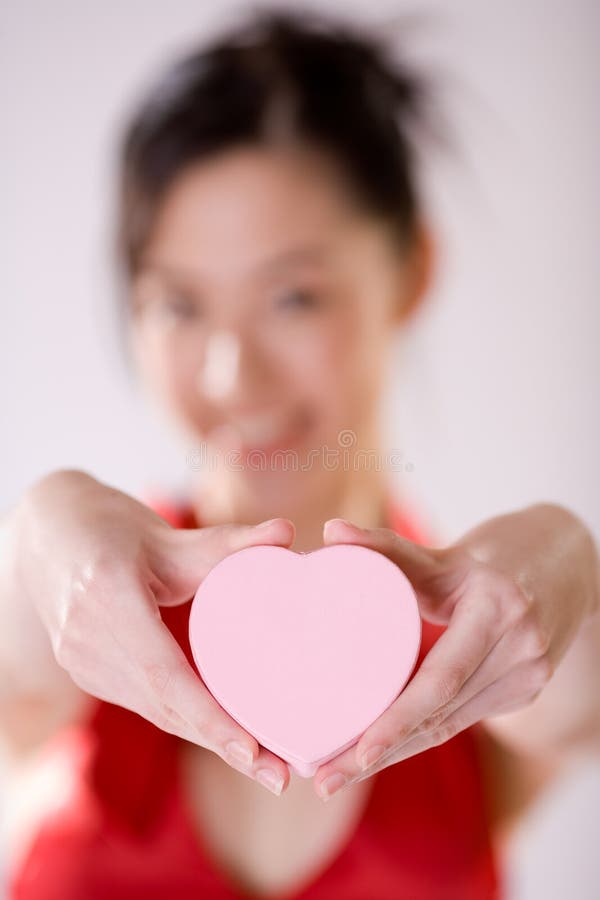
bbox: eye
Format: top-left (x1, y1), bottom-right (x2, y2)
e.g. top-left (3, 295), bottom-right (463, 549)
top-left (274, 288), bottom-right (320, 312)
top-left (131, 273), bottom-right (203, 322)
top-left (161, 293), bottom-right (202, 321)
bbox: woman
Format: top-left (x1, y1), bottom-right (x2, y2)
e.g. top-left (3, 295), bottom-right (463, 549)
top-left (2, 9), bottom-right (599, 899)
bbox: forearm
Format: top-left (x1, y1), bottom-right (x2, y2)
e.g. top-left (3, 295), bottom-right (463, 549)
top-left (0, 505), bottom-right (55, 698)
top-left (0, 471), bottom-right (102, 753)
top-left (459, 502), bottom-right (600, 761)
top-left (0, 470), bottom-right (95, 697)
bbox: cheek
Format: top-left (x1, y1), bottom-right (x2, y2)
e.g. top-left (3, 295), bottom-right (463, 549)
top-left (132, 327), bottom-right (202, 415)
top-left (274, 314), bottom-right (382, 423)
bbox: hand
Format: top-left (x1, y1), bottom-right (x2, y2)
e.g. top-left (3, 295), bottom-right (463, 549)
top-left (313, 504), bottom-right (599, 800)
top-left (10, 470), bottom-right (294, 795)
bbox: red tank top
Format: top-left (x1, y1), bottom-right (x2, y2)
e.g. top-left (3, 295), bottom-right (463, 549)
top-left (9, 497), bottom-right (501, 899)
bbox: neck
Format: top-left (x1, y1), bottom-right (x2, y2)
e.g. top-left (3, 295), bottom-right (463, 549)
top-left (191, 465), bottom-right (394, 553)
top-left (286, 468), bottom-right (390, 552)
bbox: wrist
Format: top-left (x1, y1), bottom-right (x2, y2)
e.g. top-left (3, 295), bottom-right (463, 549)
top-left (537, 503), bottom-right (600, 620)
top-left (457, 502), bottom-right (600, 620)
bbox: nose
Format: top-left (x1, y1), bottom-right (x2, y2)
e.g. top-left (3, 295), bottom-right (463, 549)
top-left (197, 329), bottom-right (242, 401)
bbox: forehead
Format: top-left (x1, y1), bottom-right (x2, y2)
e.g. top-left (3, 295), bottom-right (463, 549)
top-left (143, 144), bottom-right (366, 267)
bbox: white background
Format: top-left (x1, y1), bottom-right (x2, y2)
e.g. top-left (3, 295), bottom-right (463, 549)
top-left (1, 2), bottom-right (599, 897)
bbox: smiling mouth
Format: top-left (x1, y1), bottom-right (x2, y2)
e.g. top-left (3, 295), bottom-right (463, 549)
top-left (206, 411), bottom-right (312, 456)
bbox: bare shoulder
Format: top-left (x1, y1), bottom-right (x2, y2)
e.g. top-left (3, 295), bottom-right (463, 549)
top-left (474, 724), bottom-right (562, 849)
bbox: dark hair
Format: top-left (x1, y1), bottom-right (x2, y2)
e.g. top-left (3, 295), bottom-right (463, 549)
top-left (114, 6), bottom-right (441, 283)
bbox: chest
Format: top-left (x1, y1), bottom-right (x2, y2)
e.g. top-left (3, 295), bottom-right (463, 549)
top-left (179, 744), bottom-right (375, 898)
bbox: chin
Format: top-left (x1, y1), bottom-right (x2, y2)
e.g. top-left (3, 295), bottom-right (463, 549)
top-left (238, 461), bottom-right (339, 524)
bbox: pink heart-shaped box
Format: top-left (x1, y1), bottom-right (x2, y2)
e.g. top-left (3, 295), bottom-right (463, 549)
top-left (188, 543), bottom-right (421, 777)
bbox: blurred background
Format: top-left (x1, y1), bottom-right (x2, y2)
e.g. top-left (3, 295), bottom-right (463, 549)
top-left (1, 1), bottom-right (599, 897)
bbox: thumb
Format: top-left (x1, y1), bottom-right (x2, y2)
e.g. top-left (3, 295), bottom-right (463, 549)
top-left (155, 517), bottom-right (296, 606)
top-left (322, 518), bottom-right (463, 621)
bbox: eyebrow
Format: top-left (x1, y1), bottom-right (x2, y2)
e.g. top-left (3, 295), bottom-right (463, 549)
top-left (139, 242), bottom-right (331, 284)
top-left (255, 243), bottom-right (331, 274)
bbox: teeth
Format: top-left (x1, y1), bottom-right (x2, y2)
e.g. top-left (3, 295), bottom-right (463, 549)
top-left (234, 414), bottom-right (289, 445)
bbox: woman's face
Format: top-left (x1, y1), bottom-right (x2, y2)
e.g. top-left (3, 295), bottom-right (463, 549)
top-left (128, 142), bottom-right (429, 521)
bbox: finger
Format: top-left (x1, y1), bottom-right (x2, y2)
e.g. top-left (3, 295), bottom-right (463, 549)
top-left (354, 658), bottom-right (550, 781)
top-left (132, 590), bottom-right (293, 794)
top-left (314, 660), bottom-right (542, 800)
top-left (51, 555), bottom-right (292, 796)
top-left (157, 517), bottom-right (296, 604)
top-left (389, 611), bottom-right (546, 747)
top-left (351, 588), bottom-right (506, 773)
top-left (147, 698), bottom-right (291, 796)
top-left (310, 585), bottom-right (507, 793)
top-left (116, 584), bottom-right (259, 755)
top-left (115, 684), bottom-right (291, 796)
top-left (139, 637), bottom-right (291, 794)
top-left (247, 745), bottom-right (291, 797)
top-left (322, 519), bottom-right (462, 615)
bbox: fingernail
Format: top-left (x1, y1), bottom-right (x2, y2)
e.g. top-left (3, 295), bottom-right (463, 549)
top-left (256, 518), bottom-right (280, 529)
top-left (319, 772), bottom-right (348, 801)
top-left (224, 740), bottom-right (255, 769)
top-left (325, 517), bottom-right (365, 534)
top-left (324, 518), bottom-right (353, 529)
top-left (256, 768), bottom-right (284, 796)
top-left (359, 744), bottom-right (387, 771)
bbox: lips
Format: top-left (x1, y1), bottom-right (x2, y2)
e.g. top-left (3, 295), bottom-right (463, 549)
top-left (207, 410), bottom-right (312, 455)
top-left (234, 411), bottom-right (292, 445)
